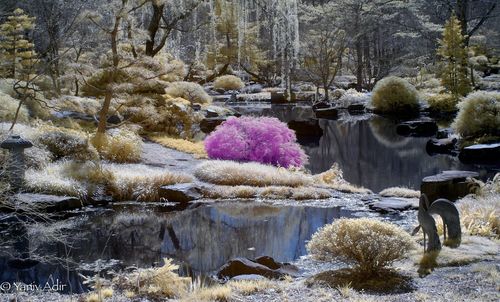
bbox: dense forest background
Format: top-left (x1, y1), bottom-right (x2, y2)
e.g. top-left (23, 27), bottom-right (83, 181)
top-left (0, 0), bottom-right (498, 95)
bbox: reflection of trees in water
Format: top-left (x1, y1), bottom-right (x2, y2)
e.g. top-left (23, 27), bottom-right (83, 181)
top-left (368, 116), bottom-right (412, 149)
top-left (305, 117), bottom-right (471, 192)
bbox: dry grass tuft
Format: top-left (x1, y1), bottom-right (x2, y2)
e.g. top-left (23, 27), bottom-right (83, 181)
top-left (182, 285), bottom-right (232, 302)
top-left (307, 218), bottom-right (414, 274)
top-left (425, 93), bottom-right (459, 112)
top-left (113, 258), bottom-right (191, 299)
top-left (379, 187), bottom-right (420, 198)
top-left (93, 129), bottom-right (143, 163)
top-left (314, 164), bottom-right (372, 194)
top-left (227, 279), bottom-right (274, 295)
top-left (164, 81), bottom-right (212, 104)
top-left (151, 135), bottom-right (207, 158)
top-left (0, 91), bottom-right (30, 122)
top-left (201, 185), bottom-right (331, 201)
top-left (195, 160), bottom-right (313, 187)
top-left (452, 91), bottom-right (500, 138)
top-left (456, 174), bottom-right (499, 238)
top-left (371, 76), bottom-right (419, 113)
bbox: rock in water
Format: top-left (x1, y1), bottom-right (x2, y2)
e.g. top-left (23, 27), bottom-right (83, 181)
top-left (459, 143), bottom-right (500, 164)
top-left (369, 198), bottom-right (415, 213)
top-left (314, 107), bottom-right (339, 119)
top-left (421, 171), bottom-right (479, 203)
top-left (426, 138), bottom-right (457, 155)
top-left (158, 183), bottom-right (202, 203)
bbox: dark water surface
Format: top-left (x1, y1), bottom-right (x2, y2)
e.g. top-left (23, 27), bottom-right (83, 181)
top-left (230, 104), bottom-right (497, 192)
top-left (0, 203), bottom-right (354, 293)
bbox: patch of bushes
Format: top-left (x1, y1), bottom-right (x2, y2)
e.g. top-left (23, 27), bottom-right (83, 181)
top-left (164, 81), bottom-right (212, 104)
top-left (213, 75), bottom-right (245, 91)
top-left (426, 93), bottom-right (459, 113)
top-left (451, 91), bottom-right (500, 138)
top-left (307, 218), bottom-right (414, 274)
top-left (337, 89), bottom-right (369, 107)
top-left (195, 160), bottom-right (312, 187)
top-left (93, 129), bottom-right (143, 163)
top-left (371, 76), bottom-right (419, 114)
top-left (204, 116), bottom-right (307, 168)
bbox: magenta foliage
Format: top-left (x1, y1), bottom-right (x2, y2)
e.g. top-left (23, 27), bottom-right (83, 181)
top-left (204, 116), bottom-right (307, 168)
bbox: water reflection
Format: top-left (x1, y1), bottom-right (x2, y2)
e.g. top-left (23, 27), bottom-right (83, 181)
top-left (0, 203), bottom-right (352, 292)
top-left (231, 105), bottom-right (491, 192)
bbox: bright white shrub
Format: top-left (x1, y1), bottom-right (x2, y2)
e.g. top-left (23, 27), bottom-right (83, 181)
top-left (371, 76), bottom-right (419, 113)
top-left (307, 218), bottom-right (414, 274)
top-left (452, 91), bottom-right (500, 138)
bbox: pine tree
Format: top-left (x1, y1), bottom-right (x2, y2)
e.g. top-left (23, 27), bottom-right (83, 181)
top-left (437, 14), bottom-right (471, 98)
top-left (0, 8), bottom-right (37, 80)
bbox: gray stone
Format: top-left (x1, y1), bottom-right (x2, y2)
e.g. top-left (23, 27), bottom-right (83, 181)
top-left (15, 193), bottom-right (82, 212)
top-left (459, 143), bottom-right (500, 164)
top-left (421, 170), bottom-right (479, 203)
top-left (241, 84), bottom-right (263, 94)
top-left (158, 183), bottom-right (202, 203)
top-left (369, 198), bottom-right (414, 213)
top-left (205, 108), bottom-right (219, 118)
top-left (230, 274), bottom-right (267, 281)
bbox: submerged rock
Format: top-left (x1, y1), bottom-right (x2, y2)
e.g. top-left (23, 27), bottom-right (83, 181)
top-left (396, 120), bottom-right (438, 137)
top-left (459, 143), bottom-right (500, 164)
top-left (13, 193), bottom-right (82, 212)
top-left (420, 171), bottom-right (479, 203)
top-left (158, 183), bottom-right (202, 203)
top-left (216, 256), bottom-right (298, 280)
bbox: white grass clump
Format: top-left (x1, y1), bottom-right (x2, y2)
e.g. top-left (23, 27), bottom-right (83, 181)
top-left (164, 81), bottom-right (212, 104)
top-left (337, 89), bottom-right (369, 107)
top-left (379, 187), bottom-right (420, 198)
top-left (213, 75), bottom-right (245, 91)
top-left (194, 160), bottom-right (313, 187)
top-left (106, 163), bottom-right (192, 201)
top-left (25, 161), bottom-right (86, 197)
top-left (451, 91), bottom-right (500, 138)
top-left (307, 218), bottom-right (414, 274)
top-left (371, 76), bottom-right (419, 113)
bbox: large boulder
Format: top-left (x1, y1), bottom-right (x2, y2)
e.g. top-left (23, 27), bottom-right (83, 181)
top-left (396, 120), bottom-right (438, 137)
top-left (158, 183), bottom-right (202, 203)
top-left (459, 143), bottom-right (500, 164)
top-left (421, 171), bottom-right (480, 203)
top-left (216, 256), bottom-right (298, 280)
top-left (312, 101), bottom-right (330, 110)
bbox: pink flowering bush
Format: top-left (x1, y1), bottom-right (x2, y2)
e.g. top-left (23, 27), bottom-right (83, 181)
top-left (204, 116), bottom-right (307, 168)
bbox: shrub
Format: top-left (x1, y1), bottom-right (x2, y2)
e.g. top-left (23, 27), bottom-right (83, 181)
top-left (96, 129), bottom-right (143, 163)
top-left (194, 160), bottom-right (312, 187)
top-left (337, 89), bottom-right (369, 107)
top-left (213, 75), bottom-right (245, 91)
top-left (204, 116), bottom-right (307, 168)
top-left (37, 127), bottom-right (98, 161)
top-left (426, 93), bottom-right (459, 112)
top-left (307, 218), bottom-right (414, 274)
top-left (452, 91), bottom-right (500, 138)
top-left (0, 92), bottom-right (29, 122)
top-left (164, 81), bottom-right (212, 104)
top-left (371, 76), bottom-right (419, 114)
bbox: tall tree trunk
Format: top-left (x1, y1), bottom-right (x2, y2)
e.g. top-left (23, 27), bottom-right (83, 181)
top-left (355, 38), bottom-right (363, 91)
top-left (145, 3), bottom-right (165, 56)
